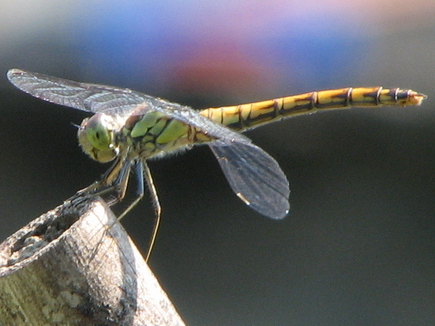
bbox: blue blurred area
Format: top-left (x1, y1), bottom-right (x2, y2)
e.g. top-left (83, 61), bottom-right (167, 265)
top-left (73, 1), bottom-right (371, 96)
top-left (257, 17), bottom-right (371, 90)
top-left (0, 0), bottom-right (377, 100)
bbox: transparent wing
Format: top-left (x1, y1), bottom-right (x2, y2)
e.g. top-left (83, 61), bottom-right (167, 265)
top-left (7, 69), bottom-right (146, 116)
top-left (209, 140), bottom-right (289, 219)
top-left (7, 69), bottom-right (249, 144)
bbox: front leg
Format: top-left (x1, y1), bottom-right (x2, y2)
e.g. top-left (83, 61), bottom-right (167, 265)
top-left (73, 156), bottom-right (132, 206)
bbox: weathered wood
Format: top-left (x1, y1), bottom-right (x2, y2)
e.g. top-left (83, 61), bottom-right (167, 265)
top-left (0, 197), bottom-right (185, 326)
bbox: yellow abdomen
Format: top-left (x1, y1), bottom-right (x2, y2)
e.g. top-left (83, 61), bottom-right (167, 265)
top-left (201, 87), bottom-right (426, 132)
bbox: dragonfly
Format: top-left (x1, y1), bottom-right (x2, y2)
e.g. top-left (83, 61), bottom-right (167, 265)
top-left (7, 69), bottom-right (426, 260)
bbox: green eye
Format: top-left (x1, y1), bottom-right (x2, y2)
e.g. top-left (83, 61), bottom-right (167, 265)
top-left (85, 114), bottom-right (112, 150)
top-left (77, 114), bottom-right (118, 163)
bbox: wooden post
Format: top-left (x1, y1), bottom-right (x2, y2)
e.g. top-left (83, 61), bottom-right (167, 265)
top-left (0, 197), bottom-right (185, 326)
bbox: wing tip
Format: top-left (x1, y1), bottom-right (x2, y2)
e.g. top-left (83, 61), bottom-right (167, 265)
top-left (270, 208), bottom-right (289, 220)
top-left (7, 68), bottom-right (27, 83)
top-left (7, 68), bottom-right (24, 75)
top-left (253, 202), bottom-right (289, 220)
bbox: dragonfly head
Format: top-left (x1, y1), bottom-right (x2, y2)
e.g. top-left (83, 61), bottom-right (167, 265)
top-left (77, 113), bottom-right (119, 163)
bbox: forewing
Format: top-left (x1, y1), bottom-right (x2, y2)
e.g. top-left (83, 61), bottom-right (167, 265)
top-left (7, 69), bottom-right (250, 144)
top-left (209, 140), bottom-right (290, 219)
top-left (7, 69), bottom-right (147, 116)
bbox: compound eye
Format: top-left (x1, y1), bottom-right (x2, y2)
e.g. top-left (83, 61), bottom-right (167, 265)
top-left (85, 113), bottom-right (112, 151)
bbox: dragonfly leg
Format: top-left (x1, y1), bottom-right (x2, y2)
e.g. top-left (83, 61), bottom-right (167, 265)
top-left (112, 160), bottom-right (160, 262)
top-left (106, 160), bottom-right (132, 206)
top-left (73, 157), bottom-right (160, 262)
top-left (116, 160), bottom-right (144, 221)
top-left (74, 156), bottom-right (132, 205)
top-left (142, 160), bottom-right (161, 262)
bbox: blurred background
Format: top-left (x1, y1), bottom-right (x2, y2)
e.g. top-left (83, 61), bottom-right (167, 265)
top-left (1, 0), bottom-right (435, 325)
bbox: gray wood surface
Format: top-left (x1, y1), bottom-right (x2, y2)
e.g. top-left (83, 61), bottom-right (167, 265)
top-left (0, 198), bottom-right (185, 326)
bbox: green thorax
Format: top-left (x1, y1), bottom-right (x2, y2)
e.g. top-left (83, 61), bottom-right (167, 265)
top-left (121, 110), bottom-right (215, 159)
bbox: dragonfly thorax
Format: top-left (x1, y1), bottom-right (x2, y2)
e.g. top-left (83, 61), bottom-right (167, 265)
top-left (77, 113), bottom-right (121, 163)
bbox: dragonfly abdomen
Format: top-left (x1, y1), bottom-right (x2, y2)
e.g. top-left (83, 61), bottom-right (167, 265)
top-left (201, 87), bottom-right (426, 132)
